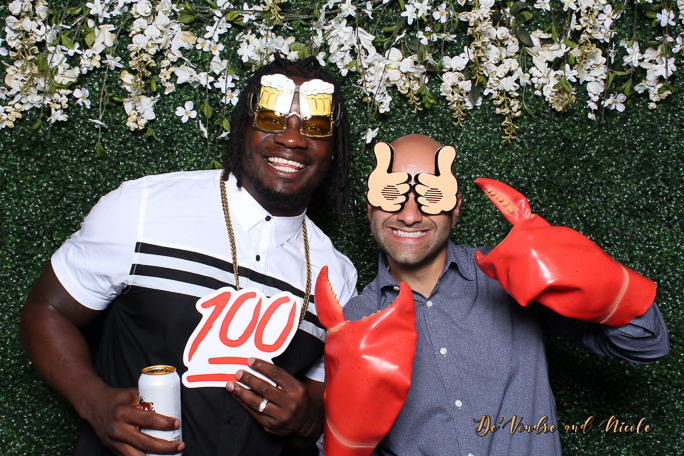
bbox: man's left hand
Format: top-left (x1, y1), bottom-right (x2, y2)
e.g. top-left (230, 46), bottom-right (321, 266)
top-left (226, 357), bottom-right (316, 436)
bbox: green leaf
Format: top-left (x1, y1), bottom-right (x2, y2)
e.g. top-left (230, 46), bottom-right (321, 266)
top-left (205, 0), bottom-right (218, 8)
top-left (516, 26), bottom-right (533, 47)
top-left (492, 11), bottom-right (502, 23)
top-left (201, 102), bottom-right (213, 119)
top-left (562, 79), bottom-right (572, 93)
top-left (150, 79), bottom-right (157, 92)
top-left (146, 127), bottom-right (158, 140)
top-left (510, 1), bottom-right (526, 14)
top-left (607, 71), bottom-right (614, 89)
top-left (382, 25), bottom-right (398, 32)
top-left (298, 49), bottom-right (308, 60)
top-left (184, 0), bottom-right (195, 13)
top-left (96, 142), bottom-right (107, 158)
top-left (225, 10), bottom-right (241, 21)
top-left (612, 70), bottom-right (629, 76)
top-left (568, 53), bottom-right (575, 65)
top-left (398, 0), bottom-right (405, 9)
top-left (222, 118), bottom-right (231, 132)
top-left (469, 83), bottom-right (483, 105)
top-left (66, 6), bottom-right (83, 15)
top-left (563, 37), bottom-right (577, 48)
top-left (553, 80), bottom-right (564, 90)
top-left (551, 23), bottom-right (558, 42)
top-left (85, 31), bottom-right (96, 47)
top-left (624, 80), bottom-right (633, 96)
top-left (36, 55), bottom-right (47, 72)
top-left (49, 80), bottom-right (57, 95)
top-left (28, 121), bottom-right (42, 134)
top-left (209, 159), bottom-right (224, 169)
top-left (290, 42), bottom-right (306, 51)
top-left (61, 34), bottom-right (75, 50)
top-left (478, 73), bottom-right (488, 87)
top-left (645, 11), bottom-right (657, 18)
top-left (521, 11), bottom-right (534, 21)
top-left (111, 96), bottom-right (126, 102)
top-left (434, 23), bottom-right (441, 33)
top-left (179, 12), bottom-right (195, 23)
top-left (313, 7), bottom-right (320, 19)
top-left (515, 13), bottom-right (527, 25)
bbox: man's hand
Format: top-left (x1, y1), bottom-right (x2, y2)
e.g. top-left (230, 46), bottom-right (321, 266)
top-left (84, 386), bottom-right (184, 456)
top-left (367, 142), bottom-right (411, 212)
top-left (225, 357), bottom-right (319, 437)
top-left (19, 264), bottom-right (185, 456)
top-left (414, 145), bottom-right (459, 215)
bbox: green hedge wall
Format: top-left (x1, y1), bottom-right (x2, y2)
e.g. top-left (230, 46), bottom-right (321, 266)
top-left (2, 6), bottom-right (683, 456)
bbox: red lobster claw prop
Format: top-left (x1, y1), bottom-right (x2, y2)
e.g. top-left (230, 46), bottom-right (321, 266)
top-left (474, 178), bottom-right (656, 327)
top-left (316, 266), bottom-right (417, 456)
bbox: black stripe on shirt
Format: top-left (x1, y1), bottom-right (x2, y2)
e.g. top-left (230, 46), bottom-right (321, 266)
top-left (131, 242), bottom-right (320, 326)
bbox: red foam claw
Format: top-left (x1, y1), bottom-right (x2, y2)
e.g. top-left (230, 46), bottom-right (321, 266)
top-left (474, 179), bottom-right (656, 327)
top-left (315, 267), bottom-right (417, 456)
top-left (475, 177), bottom-right (532, 225)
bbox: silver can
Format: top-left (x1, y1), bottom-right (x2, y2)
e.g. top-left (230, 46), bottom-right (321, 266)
top-left (138, 365), bottom-right (183, 456)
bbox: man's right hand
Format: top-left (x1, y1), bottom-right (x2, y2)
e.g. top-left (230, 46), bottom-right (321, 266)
top-left (84, 386), bottom-right (184, 456)
top-left (19, 264), bottom-right (184, 456)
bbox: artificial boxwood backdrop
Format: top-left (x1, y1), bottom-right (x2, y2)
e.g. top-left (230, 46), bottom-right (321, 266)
top-left (1, 1), bottom-right (683, 455)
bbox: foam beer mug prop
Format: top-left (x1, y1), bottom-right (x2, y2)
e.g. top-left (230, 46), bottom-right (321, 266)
top-left (315, 267), bottom-right (417, 456)
top-left (474, 178), bottom-right (656, 327)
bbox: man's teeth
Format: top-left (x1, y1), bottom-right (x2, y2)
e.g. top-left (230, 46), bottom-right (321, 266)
top-left (392, 229), bottom-right (426, 238)
top-left (268, 157), bottom-right (305, 173)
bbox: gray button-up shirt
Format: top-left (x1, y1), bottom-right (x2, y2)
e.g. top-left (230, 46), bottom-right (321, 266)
top-left (334, 241), bottom-right (668, 456)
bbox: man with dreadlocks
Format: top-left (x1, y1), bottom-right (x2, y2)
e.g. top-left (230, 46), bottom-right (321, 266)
top-left (20, 56), bottom-right (357, 456)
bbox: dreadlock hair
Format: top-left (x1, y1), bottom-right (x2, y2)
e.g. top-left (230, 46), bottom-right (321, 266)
top-left (223, 55), bottom-right (351, 221)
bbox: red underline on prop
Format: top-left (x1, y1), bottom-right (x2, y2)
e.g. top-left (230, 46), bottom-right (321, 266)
top-left (186, 373), bottom-right (238, 383)
top-left (208, 357), bottom-right (249, 365)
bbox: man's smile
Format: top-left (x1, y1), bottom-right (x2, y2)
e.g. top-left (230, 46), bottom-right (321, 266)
top-left (390, 228), bottom-right (427, 239)
top-left (267, 156), bottom-right (306, 173)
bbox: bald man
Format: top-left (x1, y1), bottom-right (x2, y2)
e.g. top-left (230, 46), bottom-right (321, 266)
top-left (330, 134), bottom-right (668, 456)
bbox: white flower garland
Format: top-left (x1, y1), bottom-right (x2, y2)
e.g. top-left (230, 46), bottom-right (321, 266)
top-left (1, 0), bottom-right (683, 141)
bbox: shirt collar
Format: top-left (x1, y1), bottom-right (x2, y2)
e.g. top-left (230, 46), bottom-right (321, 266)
top-left (375, 240), bottom-right (476, 292)
top-left (225, 172), bottom-right (305, 247)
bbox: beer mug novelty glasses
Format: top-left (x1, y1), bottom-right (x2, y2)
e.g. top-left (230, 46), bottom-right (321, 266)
top-left (252, 74), bottom-right (335, 138)
top-left (367, 142), bottom-right (460, 215)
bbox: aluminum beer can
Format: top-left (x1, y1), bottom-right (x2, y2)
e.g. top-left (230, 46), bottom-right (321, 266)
top-left (138, 365), bottom-right (183, 456)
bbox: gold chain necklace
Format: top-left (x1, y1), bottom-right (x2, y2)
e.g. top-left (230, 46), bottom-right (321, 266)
top-left (220, 171), bottom-right (311, 327)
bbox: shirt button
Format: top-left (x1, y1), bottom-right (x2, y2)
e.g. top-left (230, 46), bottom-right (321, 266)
top-left (265, 216), bottom-right (271, 221)
top-left (440, 347), bottom-right (447, 355)
top-left (455, 400), bottom-right (463, 408)
top-left (393, 286), bottom-right (400, 291)
top-left (426, 300), bottom-right (433, 307)
top-left (256, 255), bottom-right (261, 261)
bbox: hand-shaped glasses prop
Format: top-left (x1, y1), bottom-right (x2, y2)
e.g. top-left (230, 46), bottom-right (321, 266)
top-left (366, 141), bottom-right (460, 215)
top-left (252, 74), bottom-right (335, 138)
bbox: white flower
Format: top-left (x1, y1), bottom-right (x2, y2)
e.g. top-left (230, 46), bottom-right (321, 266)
top-left (401, 4), bottom-right (417, 25)
top-left (86, 0), bottom-right (111, 22)
top-left (175, 101), bottom-right (197, 123)
top-left (656, 9), bottom-right (675, 27)
top-left (339, 0), bottom-right (357, 17)
top-left (133, 0), bottom-right (153, 17)
top-left (623, 42), bottom-right (642, 67)
top-left (603, 93), bottom-right (626, 111)
top-left (88, 118), bottom-right (108, 128)
top-left (8, 1), bottom-right (23, 16)
top-left (364, 127), bottom-right (379, 144)
top-left (433, 3), bottom-right (449, 22)
top-left (199, 119), bottom-right (208, 138)
top-left (74, 88), bottom-right (91, 109)
top-left (104, 54), bottom-right (123, 70)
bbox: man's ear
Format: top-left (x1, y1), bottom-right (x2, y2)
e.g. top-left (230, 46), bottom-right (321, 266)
top-left (451, 194), bottom-right (464, 227)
